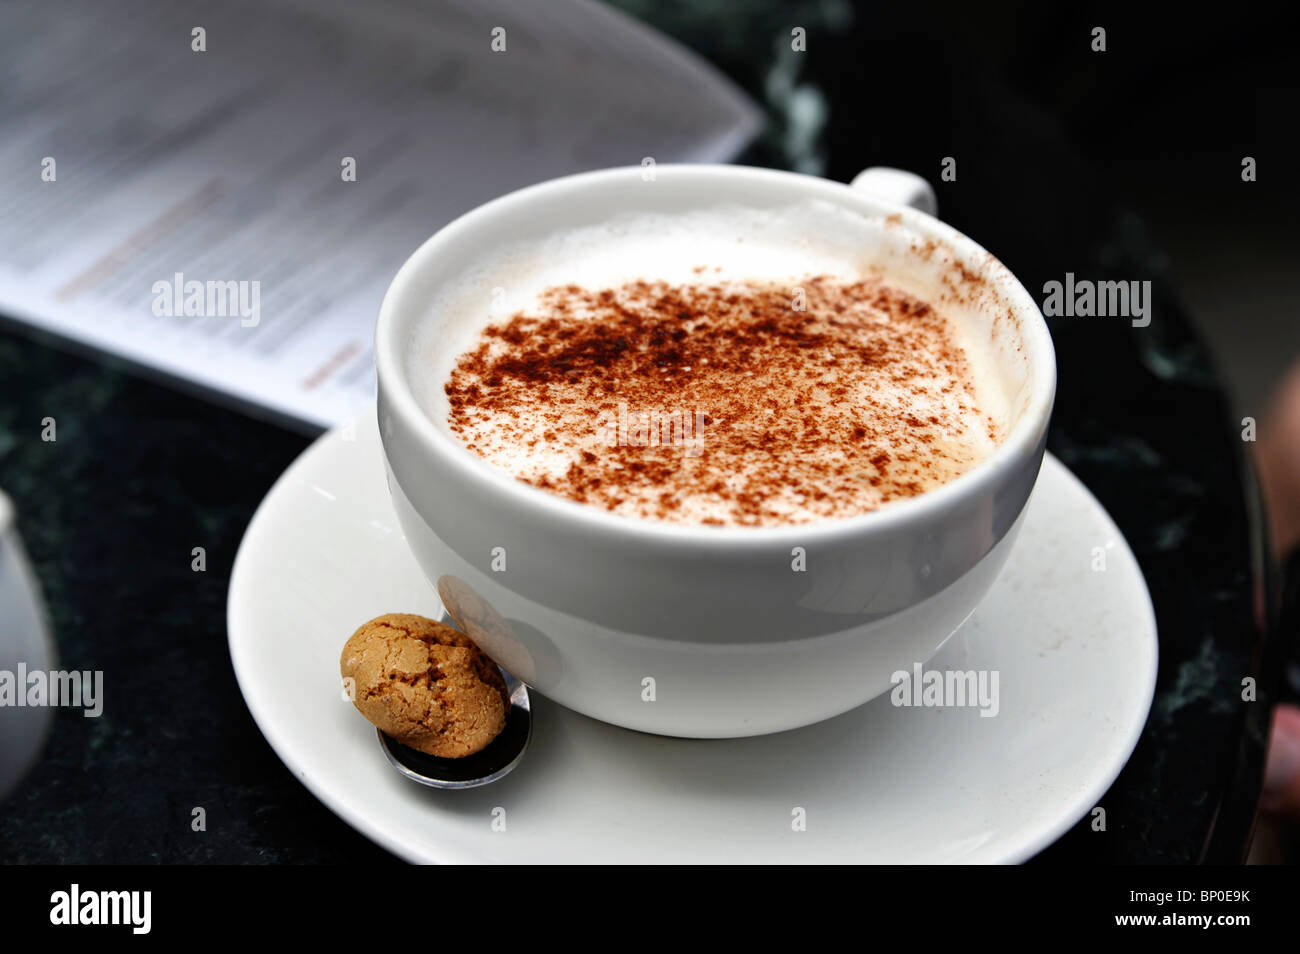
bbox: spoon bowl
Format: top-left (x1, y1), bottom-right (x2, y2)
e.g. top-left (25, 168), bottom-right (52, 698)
top-left (377, 668), bottom-right (531, 789)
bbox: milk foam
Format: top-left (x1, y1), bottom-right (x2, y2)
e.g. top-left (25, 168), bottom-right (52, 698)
top-left (409, 202), bottom-right (1014, 526)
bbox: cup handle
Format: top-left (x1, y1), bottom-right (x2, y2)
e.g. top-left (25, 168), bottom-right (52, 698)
top-left (849, 167), bottom-right (938, 217)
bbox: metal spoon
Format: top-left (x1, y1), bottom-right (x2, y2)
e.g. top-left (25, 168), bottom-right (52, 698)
top-left (377, 666), bottom-right (531, 789)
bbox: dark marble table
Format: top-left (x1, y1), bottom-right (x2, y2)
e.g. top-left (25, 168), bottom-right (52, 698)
top-left (0, 2), bottom-right (1286, 863)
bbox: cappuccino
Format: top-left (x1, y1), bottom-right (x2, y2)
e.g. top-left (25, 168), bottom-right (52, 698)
top-left (411, 203), bottom-right (1007, 527)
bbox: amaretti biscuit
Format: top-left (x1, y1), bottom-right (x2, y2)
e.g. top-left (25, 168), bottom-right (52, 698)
top-left (340, 613), bottom-right (510, 758)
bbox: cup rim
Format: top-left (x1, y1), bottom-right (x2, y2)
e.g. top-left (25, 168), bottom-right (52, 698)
top-left (375, 163), bottom-right (1056, 547)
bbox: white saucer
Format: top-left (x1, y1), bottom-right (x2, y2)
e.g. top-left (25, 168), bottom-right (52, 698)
top-left (228, 410), bottom-right (1157, 863)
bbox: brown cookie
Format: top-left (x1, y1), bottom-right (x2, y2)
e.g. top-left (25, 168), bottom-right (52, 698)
top-left (340, 613), bottom-right (510, 758)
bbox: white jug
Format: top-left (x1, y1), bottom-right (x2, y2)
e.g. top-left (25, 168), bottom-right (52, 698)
top-left (0, 489), bottom-right (56, 801)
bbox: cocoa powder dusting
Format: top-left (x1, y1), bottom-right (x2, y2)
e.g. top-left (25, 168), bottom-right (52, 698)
top-left (444, 275), bottom-right (998, 526)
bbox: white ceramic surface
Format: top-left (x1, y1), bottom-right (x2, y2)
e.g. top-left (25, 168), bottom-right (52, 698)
top-left (374, 164), bottom-right (1057, 737)
top-left (0, 489), bottom-right (56, 800)
top-left (227, 412), bottom-right (1157, 863)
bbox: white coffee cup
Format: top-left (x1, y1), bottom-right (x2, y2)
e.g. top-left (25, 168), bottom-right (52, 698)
top-left (0, 489), bottom-right (56, 798)
top-left (375, 165), bottom-right (1055, 738)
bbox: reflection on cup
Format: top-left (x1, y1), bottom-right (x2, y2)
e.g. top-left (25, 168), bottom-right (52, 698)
top-left (437, 575), bottom-right (537, 682)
